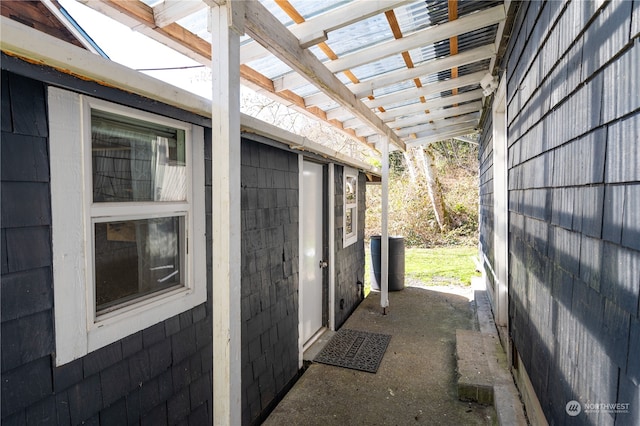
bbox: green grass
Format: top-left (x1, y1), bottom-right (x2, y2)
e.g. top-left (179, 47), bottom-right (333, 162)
top-left (404, 246), bottom-right (480, 284)
top-left (364, 246), bottom-right (480, 296)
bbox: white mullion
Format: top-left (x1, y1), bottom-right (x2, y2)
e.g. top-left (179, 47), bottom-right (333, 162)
top-left (90, 202), bottom-right (190, 219)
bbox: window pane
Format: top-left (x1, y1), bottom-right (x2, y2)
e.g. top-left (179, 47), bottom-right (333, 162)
top-left (92, 109), bottom-right (187, 202)
top-left (345, 175), bottom-right (357, 204)
top-left (94, 216), bottom-right (184, 313)
top-left (346, 207), bottom-right (354, 235)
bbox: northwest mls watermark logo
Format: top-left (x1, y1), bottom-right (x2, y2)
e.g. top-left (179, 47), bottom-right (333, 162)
top-left (565, 400), bottom-right (581, 416)
top-left (566, 400), bottom-right (630, 416)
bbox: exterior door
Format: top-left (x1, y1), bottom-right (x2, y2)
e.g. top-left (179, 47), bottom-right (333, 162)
top-left (301, 161), bottom-right (324, 344)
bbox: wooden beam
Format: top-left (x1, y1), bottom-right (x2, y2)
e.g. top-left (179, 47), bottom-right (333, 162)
top-left (379, 89), bottom-right (483, 121)
top-left (413, 123), bottom-right (478, 140)
top-left (82, 0), bottom-right (212, 62)
top-left (81, 0), bottom-right (376, 151)
top-left (296, 0), bottom-right (413, 47)
top-left (380, 135), bottom-right (390, 310)
top-left (386, 101), bottom-right (483, 129)
top-left (0, 15), bottom-right (212, 115)
top-left (274, 0), bottom-right (363, 88)
top-left (270, 2), bottom-right (503, 94)
top-left (240, 0), bottom-right (413, 61)
top-left (210, 4), bottom-right (242, 425)
top-left (396, 112), bottom-right (480, 137)
top-left (240, 40), bottom-right (269, 63)
top-left (384, 8), bottom-right (426, 106)
top-left (405, 126), bottom-right (477, 146)
top-left (275, 1), bottom-right (502, 93)
top-left (153, 0), bottom-right (205, 28)
top-left (348, 44), bottom-right (494, 98)
top-left (364, 70), bottom-right (485, 109)
top-left (449, 0), bottom-right (459, 103)
top-left (328, 4), bottom-right (503, 73)
top-left (244, 0), bottom-right (405, 150)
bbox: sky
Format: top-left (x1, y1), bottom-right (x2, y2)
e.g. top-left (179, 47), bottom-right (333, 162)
top-left (58, 0), bottom-right (213, 97)
top-left (54, 0), bottom-right (360, 153)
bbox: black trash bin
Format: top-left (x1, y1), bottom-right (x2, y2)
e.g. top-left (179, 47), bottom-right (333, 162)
top-left (370, 236), bottom-right (405, 291)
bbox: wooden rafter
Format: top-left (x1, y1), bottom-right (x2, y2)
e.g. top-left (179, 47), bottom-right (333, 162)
top-left (241, 0), bottom-right (413, 61)
top-left (245, 0), bottom-right (406, 150)
top-left (364, 70), bottom-right (485, 109)
top-left (384, 9), bottom-right (426, 105)
top-left (288, 44), bottom-right (495, 100)
top-left (81, 0), bottom-right (378, 150)
top-left (449, 0), bottom-right (459, 105)
top-left (275, 0), bottom-right (361, 85)
top-left (378, 89), bottom-right (483, 121)
top-left (275, 4), bottom-right (504, 91)
top-left (387, 101), bottom-right (483, 129)
top-left (396, 112), bottom-right (480, 137)
top-left (406, 125), bottom-right (477, 146)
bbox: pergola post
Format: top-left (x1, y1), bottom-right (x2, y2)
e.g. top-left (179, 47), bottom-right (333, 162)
top-left (210, 2), bottom-right (242, 424)
top-left (381, 136), bottom-right (390, 312)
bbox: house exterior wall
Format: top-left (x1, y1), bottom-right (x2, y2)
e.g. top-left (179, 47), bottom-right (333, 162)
top-left (501, 1), bottom-right (640, 423)
top-left (240, 138), bottom-right (300, 425)
top-left (1, 65), bottom-right (214, 425)
top-left (238, 141), bottom-right (369, 424)
top-left (1, 53), bottom-right (371, 426)
top-left (478, 111), bottom-right (495, 295)
top-left (334, 167), bottom-right (366, 329)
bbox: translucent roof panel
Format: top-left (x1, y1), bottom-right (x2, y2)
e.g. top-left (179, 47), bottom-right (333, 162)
top-left (407, 45), bottom-right (440, 66)
top-left (325, 13), bottom-right (394, 57)
top-left (439, 83), bottom-right (482, 98)
top-left (417, 57), bottom-right (491, 87)
top-left (287, 0), bottom-right (350, 20)
top-left (394, 2), bottom-right (449, 33)
top-left (459, 25), bottom-right (499, 50)
top-left (458, 1), bottom-right (504, 16)
top-left (373, 80), bottom-right (416, 97)
top-left (350, 54), bottom-right (407, 82)
top-left (307, 45), bottom-right (328, 62)
top-left (177, 8), bottom-right (209, 40)
top-left (457, 59), bottom-right (492, 75)
top-left (257, 0), bottom-right (349, 26)
top-left (246, 55), bottom-right (293, 81)
top-left (385, 98), bottom-right (424, 111)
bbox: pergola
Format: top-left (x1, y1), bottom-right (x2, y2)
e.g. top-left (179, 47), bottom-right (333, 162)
top-left (32, 0), bottom-right (506, 422)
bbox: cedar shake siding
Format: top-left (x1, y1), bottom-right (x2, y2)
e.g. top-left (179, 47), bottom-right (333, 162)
top-left (334, 167), bottom-right (366, 329)
top-left (478, 110), bottom-right (496, 296)
top-left (240, 138), bottom-right (300, 425)
top-left (500, 1), bottom-right (640, 424)
top-left (1, 63), bottom-right (214, 425)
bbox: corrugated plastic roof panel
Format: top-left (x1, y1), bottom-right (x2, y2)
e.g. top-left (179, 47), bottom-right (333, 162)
top-left (325, 13), bottom-right (395, 57)
top-left (140, 0), bottom-right (502, 150)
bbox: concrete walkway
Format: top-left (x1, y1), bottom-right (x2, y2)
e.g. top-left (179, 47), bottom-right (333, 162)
top-left (264, 284), bottom-right (498, 425)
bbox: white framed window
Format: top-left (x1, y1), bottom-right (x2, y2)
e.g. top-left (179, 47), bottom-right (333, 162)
top-left (49, 88), bottom-right (206, 365)
top-left (343, 167), bottom-right (358, 247)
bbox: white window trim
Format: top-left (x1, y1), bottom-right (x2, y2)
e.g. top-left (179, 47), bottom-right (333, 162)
top-left (49, 87), bottom-right (206, 366)
top-left (343, 166), bottom-right (358, 247)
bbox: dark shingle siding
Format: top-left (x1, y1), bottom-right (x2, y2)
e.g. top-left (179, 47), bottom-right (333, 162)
top-left (503, 1), bottom-right (640, 424)
top-left (1, 67), bottom-right (213, 425)
top-left (334, 167), bottom-right (366, 329)
top-left (240, 139), bottom-right (299, 425)
top-left (478, 101), bottom-right (494, 276)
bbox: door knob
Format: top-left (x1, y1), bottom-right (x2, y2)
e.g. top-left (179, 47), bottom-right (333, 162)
top-left (319, 260), bottom-right (328, 269)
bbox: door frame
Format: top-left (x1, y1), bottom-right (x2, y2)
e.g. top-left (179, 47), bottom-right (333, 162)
top-left (298, 156), bottom-right (330, 366)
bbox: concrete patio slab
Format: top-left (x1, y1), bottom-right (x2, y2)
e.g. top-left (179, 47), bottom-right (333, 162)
top-left (264, 284), bottom-right (497, 425)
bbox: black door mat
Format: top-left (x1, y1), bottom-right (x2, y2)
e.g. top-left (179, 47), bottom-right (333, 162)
top-left (313, 328), bottom-right (391, 373)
